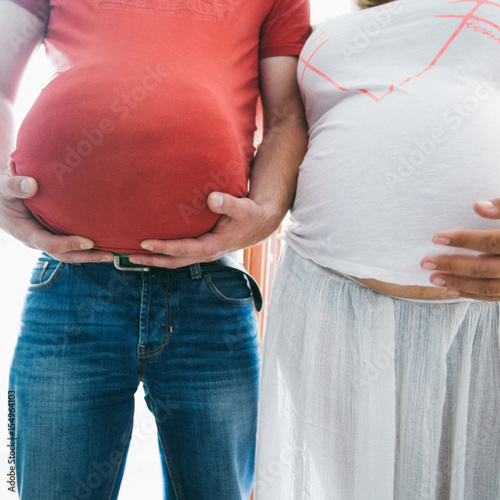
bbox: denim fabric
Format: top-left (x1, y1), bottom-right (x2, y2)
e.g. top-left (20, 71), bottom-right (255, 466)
top-left (9, 254), bottom-right (261, 500)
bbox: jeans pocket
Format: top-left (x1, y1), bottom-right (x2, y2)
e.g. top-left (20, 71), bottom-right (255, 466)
top-left (27, 256), bottom-right (67, 292)
top-left (202, 265), bottom-right (254, 306)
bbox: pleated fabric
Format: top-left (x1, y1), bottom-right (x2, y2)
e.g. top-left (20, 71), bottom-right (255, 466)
top-left (255, 247), bottom-right (500, 500)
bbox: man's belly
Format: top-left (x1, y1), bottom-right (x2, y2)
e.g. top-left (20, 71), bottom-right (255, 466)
top-left (11, 68), bottom-right (249, 253)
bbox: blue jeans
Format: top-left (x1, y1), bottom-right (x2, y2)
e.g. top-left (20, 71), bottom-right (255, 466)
top-left (9, 254), bottom-right (261, 499)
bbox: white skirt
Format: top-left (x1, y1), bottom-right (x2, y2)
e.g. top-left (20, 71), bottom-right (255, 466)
top-left (254, 247), bottom-right (500, 500)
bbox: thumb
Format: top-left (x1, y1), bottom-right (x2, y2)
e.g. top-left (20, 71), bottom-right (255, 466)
top-left (0, 175), bottom-right (38, 199)
top-left (473, 198), bottom-right (500, 219)
top-left (207, 192), bottom-right (251, 220)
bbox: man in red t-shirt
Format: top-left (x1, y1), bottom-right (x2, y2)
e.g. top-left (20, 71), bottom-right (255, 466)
top-left (0, 0), bottom-right (310, 498)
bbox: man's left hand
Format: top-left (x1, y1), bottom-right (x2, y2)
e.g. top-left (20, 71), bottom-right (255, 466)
top-left (128, 192), bottom-right (277, 269)
top-left (421, 199), bottom-right (500, 300)
top-left (129, 56), bottom-right (307, 270)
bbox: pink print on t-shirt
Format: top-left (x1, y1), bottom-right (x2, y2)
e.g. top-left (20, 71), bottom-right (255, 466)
top-left (300, 0), bottom-right (500, 102)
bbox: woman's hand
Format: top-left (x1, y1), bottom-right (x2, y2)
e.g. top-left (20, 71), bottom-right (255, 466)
top-left (421, 199), bottom-right (500, 300)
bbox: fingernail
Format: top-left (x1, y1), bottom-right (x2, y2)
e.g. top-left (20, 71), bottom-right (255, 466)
top-left (80, 241), bottom-right (93, 250)
top-left (422, 262), bottom-right (437, 270)
top-left (431, 276), bottom-right (446, 286)
top-left (21, 178), bottom-right (35, 194)
top-left (101, 256), bottom-right (114, 263)
top-left (141, 243), bottom-right (154, 251)
top-left (476, 200), bottom-right (495, 209)
top-left (432, 236), bottom-right (450, 246)
top-left (212, 194), bottom-right (223, 208)
top-left (447, 288), bottom-right (461, 297)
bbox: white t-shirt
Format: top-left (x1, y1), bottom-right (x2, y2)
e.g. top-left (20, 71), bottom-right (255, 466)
top-left (285, 0), bottom-right (500, 286)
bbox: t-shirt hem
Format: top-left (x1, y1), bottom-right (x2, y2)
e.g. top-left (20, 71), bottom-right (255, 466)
top-left (284, 236), bottom-right (437, 288)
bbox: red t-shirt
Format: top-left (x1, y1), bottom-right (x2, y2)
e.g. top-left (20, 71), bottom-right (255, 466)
top-left (10, 0), bottom-right (310, 253)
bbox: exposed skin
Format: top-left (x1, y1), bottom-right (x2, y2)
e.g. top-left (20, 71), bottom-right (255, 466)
top-left (129, 56), bottom-right (308, 269)
top-left (0, 2), bottom-right (308, 267)
top-left (0, 2), bottom-right (114, 263)
top-left (2, 2), bottom-right (499, 300)
top-left (344, 0), bottom-right (500, 301)
top-left (420, 200), bottom-right (500, 301)
top-left (135, 0), bottom-right (500, 299)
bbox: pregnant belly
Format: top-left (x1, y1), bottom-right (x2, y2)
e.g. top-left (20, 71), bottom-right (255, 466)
top-left (11, 68), bottom-right (249, 254)
top-left (351, 277), bottom-right (455, 300)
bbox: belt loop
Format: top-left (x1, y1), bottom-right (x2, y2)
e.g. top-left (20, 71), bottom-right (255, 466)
top-left (189, 263), bottom-right (202, 280)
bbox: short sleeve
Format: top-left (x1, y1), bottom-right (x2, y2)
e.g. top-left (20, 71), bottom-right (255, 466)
top-left (259, 0), bottom-right (311, 59)
top-left (6, 0), bottom-right (49, 23)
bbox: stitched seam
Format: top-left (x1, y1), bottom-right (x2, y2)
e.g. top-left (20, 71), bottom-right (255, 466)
top-left (138, 273), bottom-right (173, 358)
top-left (202, 270), bottom-right (253, 305)
top-left (156, 424), bottom-right (184, 500)
top-left (104, 412), bottom-right (134, 500)
top-left (27, 262), bottom-right (67, 292)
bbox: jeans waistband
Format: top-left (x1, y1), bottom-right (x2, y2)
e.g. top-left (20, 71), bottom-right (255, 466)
top-left (111, 253), bottom-right (263, 312)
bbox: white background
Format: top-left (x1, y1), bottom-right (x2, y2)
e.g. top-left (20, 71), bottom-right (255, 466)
top-left (0, 1), bottom-right (353, 497)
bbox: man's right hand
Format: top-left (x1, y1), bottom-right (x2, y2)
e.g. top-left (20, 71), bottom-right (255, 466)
top-left (0, 3), bottom-right (111, 264)
top-left (0, 173), bottom-right (114, 263)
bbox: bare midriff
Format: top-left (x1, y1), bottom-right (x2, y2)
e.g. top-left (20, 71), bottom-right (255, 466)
top-left (351, 277), bottom-right (455, 300)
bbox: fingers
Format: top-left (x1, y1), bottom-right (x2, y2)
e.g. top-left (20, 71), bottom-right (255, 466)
top-left (129, 253), bottom-right (204, 269)
top-left (0, 200), bottom-right (110, 261)
top-left (428, 271), bottom-right (500, 299)
top-left (135, 196), bottom-right (271, 268)
top-left (140, 236), bottom-right (212, 258)
top-left (138, 195), bottom-right (256, 263)
top-left (441, 290), bottom-right (500, 301)
top-left (13, 222), bottom-right (112, 263)
top-left (133, 233), bottom-right (224, 266)
top-left (431, 229), bottom-right (500, 254)
top-left (206, 192), bottom-right (253, 220)
top-left (421, 198), bottom-right (500, 300)
top-left (207, 192), bottom-right (225, 213)
top-left (473, 198), bottom-right (500, 220)
top-left (421, 254), bottom-right (500, 279)
top-left (0, 175), bottom-right (38, 199)
top-left (0, 177), bottom-right (107, 260)
top-left (48, 249), bottom-right (115, 264)
top-left (8, 216), bottom-right (92, 252)
top-left (421, 254), bottom-right (500, 300)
